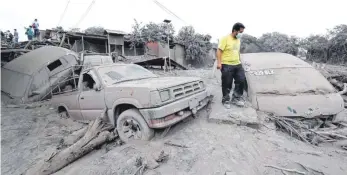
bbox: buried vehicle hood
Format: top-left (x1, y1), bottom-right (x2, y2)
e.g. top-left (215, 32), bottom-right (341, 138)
top-left (256, 93), bottom-right (345, 117)
top-left (109, 76), bottom-right (201, 90)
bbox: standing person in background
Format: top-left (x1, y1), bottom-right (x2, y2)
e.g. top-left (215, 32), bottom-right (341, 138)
top-left (25, 26), bottom-right (34, 41)
top-left (216, 22), bottom-right (246, 108)
top-left (6, 30), bottom-right (13, 43)
top-left (13, 29), bottom-right (19, 44)
top-left (32, 19), bottom-right (40, 40)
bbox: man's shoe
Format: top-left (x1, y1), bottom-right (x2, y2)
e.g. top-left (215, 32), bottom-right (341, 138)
top-left (231, 99), bottom-right (245, 107)
top-left (223, 101), bottom-right (231, 109)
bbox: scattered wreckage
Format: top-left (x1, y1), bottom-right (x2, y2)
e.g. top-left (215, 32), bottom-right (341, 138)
top-left (1, 40), bottom-right (71, 66)
top-left (1, 46), bottom-right (78, 103)
top-left (241, 53), bottom-right (347, 147)
top-left (51, 63), bottom-right (211, 142)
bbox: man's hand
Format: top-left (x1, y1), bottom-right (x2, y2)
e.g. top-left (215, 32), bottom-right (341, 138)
top-left (217, 62), bottom-right (222, 69)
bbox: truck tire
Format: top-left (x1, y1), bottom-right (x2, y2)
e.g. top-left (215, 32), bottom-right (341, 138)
top-left (116, 108), bottom-right (154, 143)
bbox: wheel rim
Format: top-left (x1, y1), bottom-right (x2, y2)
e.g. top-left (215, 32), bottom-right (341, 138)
top-left (121, 119), bottom-right (142, 140)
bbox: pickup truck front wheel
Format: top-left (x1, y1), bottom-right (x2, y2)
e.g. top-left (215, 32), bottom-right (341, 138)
top-left (116, 109), bottom-right (154, 142)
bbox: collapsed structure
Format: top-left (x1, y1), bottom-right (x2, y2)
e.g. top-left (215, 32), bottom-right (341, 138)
top-left (1, 46), bottom-right (78, 103)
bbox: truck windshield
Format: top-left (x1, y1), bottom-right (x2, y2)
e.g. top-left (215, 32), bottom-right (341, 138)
top-left (97, 64), bottom-right (157, 85)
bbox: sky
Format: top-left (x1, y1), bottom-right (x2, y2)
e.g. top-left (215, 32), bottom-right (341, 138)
top-left (1, 0), bottom-right (346, 42)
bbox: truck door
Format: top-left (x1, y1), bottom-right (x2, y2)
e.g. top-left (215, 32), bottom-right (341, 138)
top-left (78, 70), bottom-right (106, 121)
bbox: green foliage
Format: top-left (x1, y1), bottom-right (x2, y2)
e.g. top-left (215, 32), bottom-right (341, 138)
top-left (302, 24), bottom-right (347, 63)
top-left (300, 35), bottom-right (329, 61)
top-left (176, 26), bottom-right (212, 62)
top-left (84, 26), bottom-right (105, 35)
top-left (240, 34), bottom-right (263, 53)
top-left (128, 19), bottom-right (346, 64)
top-left (53, 26), bottom-right (64, 32)
top-left (68, 28), bottom-right (81, 33)
top-left (129, 19), bottom-right (175, 50)
top-left (258, 32), bottom-right (299, 55)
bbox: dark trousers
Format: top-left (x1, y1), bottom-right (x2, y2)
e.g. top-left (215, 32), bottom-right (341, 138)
top-left (221, 64), bottom-right (246, 103)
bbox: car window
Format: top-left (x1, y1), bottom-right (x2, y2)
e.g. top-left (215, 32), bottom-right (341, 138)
top-left (81, 73), bottom-right (96, 91)
top-left (247, 67), bottom-right (335, 94)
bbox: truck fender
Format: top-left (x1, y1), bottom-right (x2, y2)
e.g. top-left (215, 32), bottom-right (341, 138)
top-left (57, 103), bottom-right (69, 112)
top-left (108, 98), bottom-right (143, 126)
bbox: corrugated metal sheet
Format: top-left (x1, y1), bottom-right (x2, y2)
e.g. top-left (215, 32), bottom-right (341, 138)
top-left (104, 29), bottom-right (127, 35)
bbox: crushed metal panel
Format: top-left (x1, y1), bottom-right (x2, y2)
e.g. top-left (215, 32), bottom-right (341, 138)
top-left (1, 69), bottom-right (31, 98)
top-left (257, 93), bottom-right (344, 117)
top-left (3, 46), bottom-right (77, 75)
top-left (1, 47), bottom-right (78, 103)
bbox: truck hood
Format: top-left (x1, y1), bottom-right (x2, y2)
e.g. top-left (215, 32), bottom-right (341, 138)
top-left (256, 93), bottom-right (344, 117)
top-left (109, 76), bottom-right (201, 90)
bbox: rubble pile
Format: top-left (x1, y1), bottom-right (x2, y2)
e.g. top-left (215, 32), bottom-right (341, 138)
top-left (313, 62), bottom-right (347, 107)
top-left (1, 39), bottom-right (71, 65)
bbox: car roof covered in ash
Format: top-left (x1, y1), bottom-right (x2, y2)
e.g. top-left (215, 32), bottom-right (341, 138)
top-left (3, 46), bottom-right (78, 75)
top-left (241, 52), bottom-right (312, 70)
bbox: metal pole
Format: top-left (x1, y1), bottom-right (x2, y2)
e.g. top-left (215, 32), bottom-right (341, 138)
top-left (105, 40), bottom-right (107, 53)
top-left (167, 27), bottom-right (171, 72)
top-left (81, 36), bottom-right (85, 51)
top-left (107, 34), bottom-right (111, 56)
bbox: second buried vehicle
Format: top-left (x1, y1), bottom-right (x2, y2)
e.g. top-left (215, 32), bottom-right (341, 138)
top-left (52, 64), bottom-right (211, 142)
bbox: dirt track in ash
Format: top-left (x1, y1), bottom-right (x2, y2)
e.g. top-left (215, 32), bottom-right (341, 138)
top-left (2, 68), bottom-right (347, 175)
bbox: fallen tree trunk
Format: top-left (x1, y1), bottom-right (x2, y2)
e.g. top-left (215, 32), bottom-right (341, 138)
top-left (338, 83), bottom-right (347, 95)
top-left (329, 79), bottom-right (344, 90)
top-left (25, 110), bottom-right (116, 175)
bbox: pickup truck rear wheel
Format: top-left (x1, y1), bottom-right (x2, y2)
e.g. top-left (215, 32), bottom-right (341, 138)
top-left (116, 109), bottom-right (154, 142)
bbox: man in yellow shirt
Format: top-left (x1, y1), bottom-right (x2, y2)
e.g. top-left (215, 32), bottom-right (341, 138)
top-left (217, 22), bottom-right (245, 108)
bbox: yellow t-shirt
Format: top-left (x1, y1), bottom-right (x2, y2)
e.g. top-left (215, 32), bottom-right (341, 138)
top-left (218, 35), bottom-right (241, 65)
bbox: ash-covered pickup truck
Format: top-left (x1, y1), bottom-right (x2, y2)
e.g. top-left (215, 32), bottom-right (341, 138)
top-left (52, 64), bottom-right (211, 142)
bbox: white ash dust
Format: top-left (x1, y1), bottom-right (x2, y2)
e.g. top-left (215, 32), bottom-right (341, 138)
top-left (1, 102), bottom-right (86, 175)
top-left (1, 68), bottom-right (347, 175)
top-left (57, 69), bottom-right (347, 175)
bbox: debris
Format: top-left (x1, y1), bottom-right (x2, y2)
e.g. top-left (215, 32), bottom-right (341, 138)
top-left (294, 162), bottom-right (325, 175)
top-left (225, 171), bottom-right (237, 175)
top-left (164, 141), bottom-right (189, 148)
top-left (338, 83), bottom-right (347, 95)
top-left (62, 127), bottom-right (88, 147)
top-left (24, 109), bottom-right (116, 175)
top-left (208, 100), bottom-right (260, 127)
top-left (1, 46), bottom-right (78, 103)
top-left (264, 164), bottom-right (306, 175)
top-left (133, 165), bottom-right (146, 175)
top-left (268, 115), bottom-right (347, 145)
top-left (152, 150), bottom-right (169, 162)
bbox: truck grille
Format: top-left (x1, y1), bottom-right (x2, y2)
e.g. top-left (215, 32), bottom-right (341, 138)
top-left (172, 82), bottom-right (201, 99)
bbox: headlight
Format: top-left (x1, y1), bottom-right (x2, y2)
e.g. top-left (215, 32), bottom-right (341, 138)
top-left (199, 81), bottom-right (205, 89)
top-left (150, 91), bottom-right (161, 106)
top-left (160, 90), bottom-right (170, 102)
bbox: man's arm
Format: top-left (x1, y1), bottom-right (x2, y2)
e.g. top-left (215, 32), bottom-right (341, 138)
top-left (216, 49), bottom-right (223, 69)
top-left (217, 37), bottom-right (226, 69)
